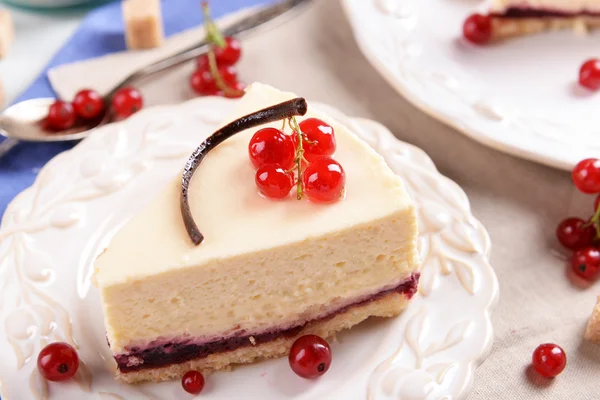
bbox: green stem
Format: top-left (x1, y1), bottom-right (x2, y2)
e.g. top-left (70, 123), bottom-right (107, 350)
top-left (588, 203), bottom-right (600, 240)
top-left (202, 1), bottom-right (226, 48)
top-left (289, 116), bottom-right (305, 200)
top-left (206, 50), bottom-right (243, 96)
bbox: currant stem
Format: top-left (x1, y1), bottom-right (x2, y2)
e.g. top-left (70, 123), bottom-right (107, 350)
top-left (289, 116), bottom-right (305, 200)
top-left (590, 203), bottom-right (600, 240)
top-left (202, 2), bottom-right (226, 48)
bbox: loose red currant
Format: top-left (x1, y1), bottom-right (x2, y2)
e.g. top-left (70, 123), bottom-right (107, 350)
top-left (463, 13), bottom-right (492, 45)
top-left (72, 89), bottom-right (104, 119)
top-left (37, 342), bottom-right (79, 382)
top-left (112, 87), bottom-right (143, 118)
top-left (214, 36), bottom-right (242, 66)
top-left (255, 164), bottom-right (294, 199)
top-left (248, 127), bottom-right (296, 169)
top-left (46, 100), bottom-right (76, 131)
top-left (573, 158), bottom-right (600, 194)
top-left (532, 343), bottom-right (566, 378)
top-left (579, 59), bottom-right (600, 91)
top-left (571, 247), bottom-right (600, 281)
top-left (291, 118), bottom-right (336, 162)
top-left (556, 217), bottom-right (596, 250)
top-left (224, 81), bottom-right (246, 99)
top-left (190, 68), bottom-right (217, 95)
top-left (289, 335), bottom-right (332, 379)
top-left (302, 157), bottom-right (346, 203)
top-left (182, 370), bottom-right (205, 395)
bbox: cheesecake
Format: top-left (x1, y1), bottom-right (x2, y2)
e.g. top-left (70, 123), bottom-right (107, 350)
top-left (94, 83), bottom-right (420, 384)
top-left (488, 0), bottom-right (600, 39)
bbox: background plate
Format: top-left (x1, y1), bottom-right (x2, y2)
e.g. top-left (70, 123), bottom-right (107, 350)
top-left (341, 0), bottom-right (600, 171)
top-left (0, 96), bottom-right (498, 399)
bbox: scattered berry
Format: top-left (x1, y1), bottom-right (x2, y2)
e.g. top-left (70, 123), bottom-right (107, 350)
top-left (303, 157), bottom-right (346, 203)
top-left (556, 217), bottom-right (596, 250)
top-left (182, 370), bottom-right (205, 395)
top-left (572, 158), bottom-right (600, 194)
top-left (255, 164), bottom-right (294, 199)
top-left (214, 36), bottom-right (242, 66)
top-left (291, 118), bottom-right (336, 162)
top-left (248, 127), bottom-right (296, 170)
top-left (579, 59), bottom-right (600, 91)
top-left (37, 342), bottom-right (79, 382)
top-left (112, 87), bottom-right (143, 118)
top-left (190, 68), bottom-right (217, 95)
top-left (571, 247), bottom-right (600, 281)
top-left (532, 343), bottom-right (566, 378)
top-left (72, 89), bottom-right (104, 119)
top-left (289, 335), bottom-right (332, 379)
top-left (463, 13), bottom-right (493, 45)
top-left (46, 100), bottom-right (76, 131)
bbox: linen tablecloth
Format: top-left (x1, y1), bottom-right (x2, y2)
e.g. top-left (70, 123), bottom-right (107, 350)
top-left (3, 0), bottom-right (600, 398)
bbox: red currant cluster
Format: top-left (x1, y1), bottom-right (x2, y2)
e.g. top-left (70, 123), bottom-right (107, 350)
top-left (44, 87), bottom-right (143, 132)
top-left (248, 117), bottom-right (346, 202)
top-left (189, 2), bottom-right (245, 98)
top-left (557, 158), bottom-right (600, 281)
top-left (462, 14), bottom-right (600, 91)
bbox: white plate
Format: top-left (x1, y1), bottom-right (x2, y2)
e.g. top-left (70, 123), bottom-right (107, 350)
top-left (0, 97), bottom-right (498, 400)
top-left (341, 0), bottom-right (600, 171)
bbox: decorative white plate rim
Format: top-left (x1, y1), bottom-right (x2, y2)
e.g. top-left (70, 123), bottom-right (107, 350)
top-left (0, 95), bottom-right (498, 400)
top-left (340, 0), bottom-right (600, 171)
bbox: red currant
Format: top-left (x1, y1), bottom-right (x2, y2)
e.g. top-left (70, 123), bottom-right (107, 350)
top-left (255, 164), bottom-right (294, 199)
top-left (72, 89), bottom-right (104, 119)
top-left (112, 87), bottom-right (143, 118)
top-left (532, 343), bottom-right (566, 378)
top-left (190, 68), bottom-right (217, 95)
top-left (579, 59), bottom-right (600, 91)
top-left (556, 217), bottom-right (596, 250)
top-left (573, 158), bottom-right (600, 194)
top-left (248, 127), bottom-right (296, 170)
top-left (196, 54), bottom-right (209, 70)
top-left (291, 118), bottom-right (336, 162)
top-left (219, 65), bottom-right (238, 86)
top-left (463, 13), bottom-right (493, 45)
top-left (46, 100), bottom-right (76, 131)
top-left (302, 157), bottom-right (346, 203)
top-left (182, 370), bottom-right (205, 395)
top-left (289, 335), bottom-right (332, 379)
top-left (571, 247), bottom-right (600, 281)
top-left (224, 81), bottom-right (246, 99)
top-left (214, 36), bottom-right (242, 66)
top-left (37, 342), bottom-right (79, 382)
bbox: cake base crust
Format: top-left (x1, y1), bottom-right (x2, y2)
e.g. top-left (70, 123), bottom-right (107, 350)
top-left (491, 16), bottom-right (600, 40)
top-left (585, 296), bottom-right (600, 343)
top-left (117, 291), bottom-right (411, 383)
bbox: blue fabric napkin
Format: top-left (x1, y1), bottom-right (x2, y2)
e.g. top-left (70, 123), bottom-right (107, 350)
top-left (0, 0), bottom-right (270, 218)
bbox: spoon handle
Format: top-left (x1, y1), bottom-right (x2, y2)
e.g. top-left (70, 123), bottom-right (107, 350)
top-left (0, 137), bottom-right (18, 159)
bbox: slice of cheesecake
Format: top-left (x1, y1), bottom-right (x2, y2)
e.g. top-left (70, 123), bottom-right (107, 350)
top-left (95, 83), bottom-right (420, 384)
top-left (489, 0), bottom-right (600, 39)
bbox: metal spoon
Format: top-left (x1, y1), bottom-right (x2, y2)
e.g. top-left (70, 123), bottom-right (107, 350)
top-left (0, 0), bottom-right (310, 158)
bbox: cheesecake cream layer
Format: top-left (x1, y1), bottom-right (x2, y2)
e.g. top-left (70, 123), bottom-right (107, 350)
top-left (490, 0), bottom-right (600, 14)
top-left (116, 273), bottom-right (419, 373)
top-left (95, 83), bottom-right (419, 355)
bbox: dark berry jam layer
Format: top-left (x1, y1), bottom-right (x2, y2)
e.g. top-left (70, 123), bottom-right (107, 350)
top-left (116, 273), bottom-right (419, 373)
top-left (493, 7), bottom-right (600, 18)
